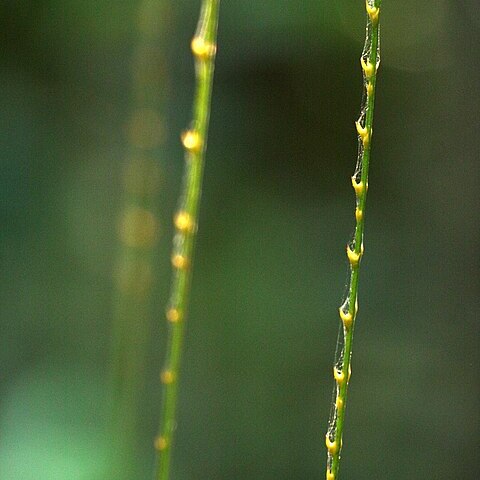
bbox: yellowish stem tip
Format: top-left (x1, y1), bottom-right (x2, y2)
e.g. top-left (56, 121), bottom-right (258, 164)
top-left (361, 57), bottom-right (375, 78)
top-left (166, 308), bottom-right (181, 323)
top-left (171, 254), bottom-right (188, 270)
top-left (366, 1), bottom-right (380, 25)
top-left (191, 36), bottom-right (217, 60)
top-left (326, 471), bottom-right (335, 480)
top-left (161, 370), bottom-right (175, 384)
top-left (174, 211), bottom-right (194, 233)
top-left (181, 130), bottom-right (202, 153)
top-left (333, 367), bottom-right (345, 385)
top-left (339, 307), bottom-right (353, 330)
top-left (154, 436), bottom-right (168, 451)
top-left (325, 436), bottom-right (339, 455)
top-left (351, 177), bottom-right (364, 196)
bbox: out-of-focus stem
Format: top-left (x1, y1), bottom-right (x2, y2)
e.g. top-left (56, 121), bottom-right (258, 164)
top-left (109, 1), bottom-right (170, 477)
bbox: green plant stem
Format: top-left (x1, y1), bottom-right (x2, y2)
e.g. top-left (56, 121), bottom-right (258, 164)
top-left (155, 2), bottom-right (220, 479)
top-left (326, 1), bottom-right (382, 479)
top-left (108, 2), bottom-right (170, 477)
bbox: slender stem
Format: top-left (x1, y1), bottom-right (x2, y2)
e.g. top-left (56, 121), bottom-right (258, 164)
top-left (155, 2), bottom-right (220, 479)
top-left (326, 2), bottom-right (382, 479)
top-left (108, 1), bottom-right (169, 477)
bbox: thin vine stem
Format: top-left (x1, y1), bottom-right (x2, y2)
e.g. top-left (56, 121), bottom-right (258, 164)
top-left (108, 1), bottom-right (169, 477)
top-left (155, 2), bottom-right (220, 479)
top-left (326, 1), bottom-right (382, 479)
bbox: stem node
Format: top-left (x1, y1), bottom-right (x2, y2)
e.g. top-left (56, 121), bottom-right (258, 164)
top-left (326, 3), bottom-right (382, 477)
top-left (156, 2), bottom-right (220, 479)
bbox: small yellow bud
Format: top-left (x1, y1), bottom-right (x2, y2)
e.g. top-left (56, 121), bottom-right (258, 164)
top-left (181, 130), bottom-right (202, 152)
top-left (325, 435), bottom-right (339, 455)
top-left (355, 121), bottom-right (370, 146)
top-left (339, 307), bottom-right (353, 330)
top-left (347, 245), bottom-right (361, 266)
top-left (333, 367), bottom-right (345, 385)
top-left (174, 211), bottom-right (194, 233)
top-left (326, 471), bottom-right (335, 480)
top-left (355, 120), bottom-right (367, 138)
top-left (166, 308), bottom-right (181, 323)
top-left (171, 254), bottom-right (188, 270)
top-left (335, 396), bottom-right (344, 411)
top-left (366, 1), bottom-right (380, 25)
top-left (154, 436), bottom-right (168, 451)
top-left (191, 36), bottom-right (216, 59)
top-left (351, 177), bottom-right (364, 196)
top-left (161, 370), bottom-right (175, 384)
top-left (355, 207), bottom-right (363, 221)
top-left (361, 57), bottom-right (375, 78)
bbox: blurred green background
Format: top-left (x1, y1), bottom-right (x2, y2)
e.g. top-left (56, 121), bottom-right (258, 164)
top-left (1, 1), bottom-right (478, 479)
